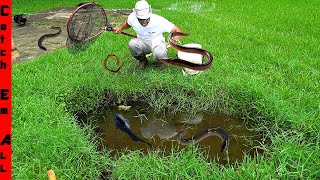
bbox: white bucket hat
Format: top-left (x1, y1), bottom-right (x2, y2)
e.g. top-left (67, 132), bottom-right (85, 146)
top-left (133, 0), bottom-right (152, 19)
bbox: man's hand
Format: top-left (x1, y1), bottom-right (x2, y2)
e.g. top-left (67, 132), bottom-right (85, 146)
top-left (113, 27), bottom-right (122, 34)
top-left (113, 20), bottom-right (131, 34)
top-left (170, 25), bottom-right (183, 42)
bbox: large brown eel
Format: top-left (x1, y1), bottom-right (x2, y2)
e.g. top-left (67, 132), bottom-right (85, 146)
top-left (177, 127), bottom-right (229, 152)
top-left (159, 32), bottom-right (214, 71)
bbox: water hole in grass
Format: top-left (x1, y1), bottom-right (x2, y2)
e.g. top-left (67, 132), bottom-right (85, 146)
top-left (77, 101), bottom-right (264, 165)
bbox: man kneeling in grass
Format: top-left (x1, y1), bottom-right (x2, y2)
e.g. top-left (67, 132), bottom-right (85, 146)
top-left (113, 0), bottom-right (183, 70)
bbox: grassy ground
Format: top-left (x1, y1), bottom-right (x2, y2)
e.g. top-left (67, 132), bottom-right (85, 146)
top-left (12, 0), bottom-right (320, 179)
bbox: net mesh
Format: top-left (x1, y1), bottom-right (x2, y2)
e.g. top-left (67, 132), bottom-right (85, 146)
top-left (68, 3), bottom-right (107, 41)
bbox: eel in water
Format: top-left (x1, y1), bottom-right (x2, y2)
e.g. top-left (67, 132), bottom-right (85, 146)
top-left (159, 32), bottom-right (214, 71)
top-left (177, 127), bottom-right (228, 152)
top-left (38, 26), bottom-right (61, 51)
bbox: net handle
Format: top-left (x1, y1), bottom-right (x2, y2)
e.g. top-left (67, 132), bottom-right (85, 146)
top-left (105, 26), bottom-right (137, 38)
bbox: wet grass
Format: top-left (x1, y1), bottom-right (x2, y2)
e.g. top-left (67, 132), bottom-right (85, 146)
top-left (12, 0), bottom-right (320, 179)
top-left (111, 145), bottom-right (215, 179)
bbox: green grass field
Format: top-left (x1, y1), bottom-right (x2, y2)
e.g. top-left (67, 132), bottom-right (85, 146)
top-left (12, 0), bottom-right (320, 179)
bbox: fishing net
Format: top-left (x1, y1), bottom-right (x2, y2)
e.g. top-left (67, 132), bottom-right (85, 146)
top-left (67, 2), bottom-right (108, 42)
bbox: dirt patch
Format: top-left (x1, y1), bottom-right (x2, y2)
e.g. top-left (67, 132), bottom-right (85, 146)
top-left (12, 7), bottom-right (132, 63)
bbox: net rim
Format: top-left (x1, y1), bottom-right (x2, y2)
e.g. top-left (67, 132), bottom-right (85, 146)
top-left (67, 2), bottom-right (107, 42)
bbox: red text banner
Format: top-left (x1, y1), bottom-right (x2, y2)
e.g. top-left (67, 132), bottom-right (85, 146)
top-left (0, 0), bottom-right (12, 179)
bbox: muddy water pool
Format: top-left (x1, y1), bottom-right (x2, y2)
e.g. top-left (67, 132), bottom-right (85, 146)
top-left (78, 102), bottom-right (263, 165)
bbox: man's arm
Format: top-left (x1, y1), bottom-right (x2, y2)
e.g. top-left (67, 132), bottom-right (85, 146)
top-left (170, 25), bottom-right (183, 41)
top-left (113, 20), bottom-right (131, 34)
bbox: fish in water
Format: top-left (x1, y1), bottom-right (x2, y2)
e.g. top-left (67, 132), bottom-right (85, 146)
top-left (114, 114), bottom-right (152, 147)
top-left (177, 127), bottom-right (229, 152)
top-left (118, 105), bottom-right (132, 111)
top-left (13, 14), bottom-right (27, 26)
